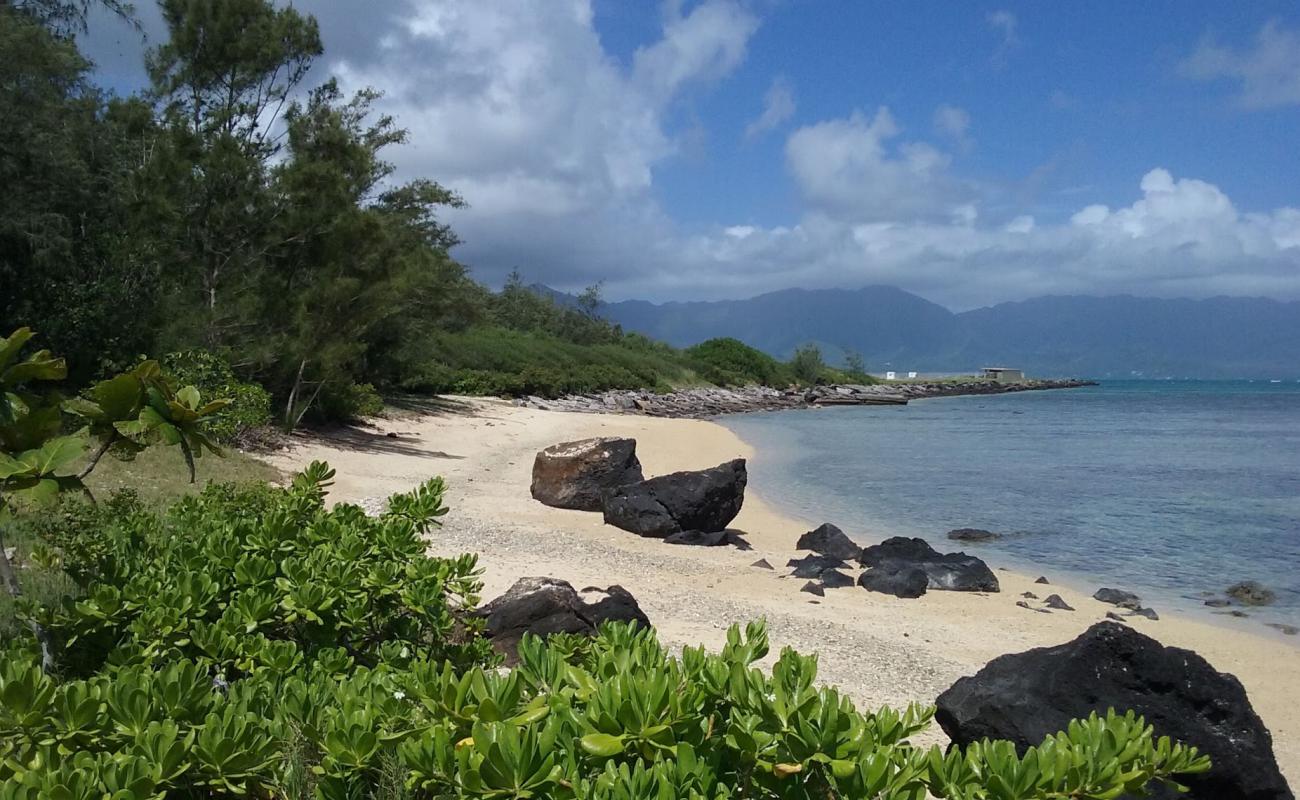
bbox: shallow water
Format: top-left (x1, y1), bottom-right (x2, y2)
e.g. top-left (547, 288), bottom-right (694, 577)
top-left (719, 381), bottom-right (1300, 629)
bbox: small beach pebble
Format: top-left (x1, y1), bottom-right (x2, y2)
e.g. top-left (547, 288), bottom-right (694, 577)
top-left (1105, 612), bottom-right (1127, 622)
top-left (1034, 576), bottom-right (1050, 584)
top-left (1021, 591), bottom-right (1038, 599)
top-left (1127, 607), bottom-right (1159, 621)
top-left (750, 558), bottom-right (774, 570)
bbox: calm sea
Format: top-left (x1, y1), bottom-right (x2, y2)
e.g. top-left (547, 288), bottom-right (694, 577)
top-left (719, 381), bottom-right (1300, 630)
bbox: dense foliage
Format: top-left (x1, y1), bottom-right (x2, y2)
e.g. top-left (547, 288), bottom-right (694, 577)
top-left (2, 589), bottom-right (1211, 798)
top-left (160, 351), bottom-right (271, 442)
top-left (686, 338), bottom-right (796, 387)
top-left (27, 462), bottom-right (492, 679)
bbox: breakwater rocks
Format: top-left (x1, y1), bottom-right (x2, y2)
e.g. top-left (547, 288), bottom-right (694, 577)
top-left (514, 379), bottom-right (1096, 418)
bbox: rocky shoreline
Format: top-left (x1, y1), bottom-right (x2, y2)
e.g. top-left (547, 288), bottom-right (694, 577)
top-left (515, 378), bottom-right (1097, 418)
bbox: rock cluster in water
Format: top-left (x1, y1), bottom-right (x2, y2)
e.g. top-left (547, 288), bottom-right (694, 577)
top-left (514, 379), bottom-right (1095, 418)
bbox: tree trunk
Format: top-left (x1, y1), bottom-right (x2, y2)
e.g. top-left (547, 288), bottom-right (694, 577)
top-left (0, 523), bottom-right (56, 673)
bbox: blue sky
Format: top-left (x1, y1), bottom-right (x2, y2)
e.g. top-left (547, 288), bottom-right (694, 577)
top-left (81, 1), bottom-right (1300, 308)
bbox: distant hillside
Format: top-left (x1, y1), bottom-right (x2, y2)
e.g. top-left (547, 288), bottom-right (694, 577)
top-left (538, 286), bottom-right (1300, 379)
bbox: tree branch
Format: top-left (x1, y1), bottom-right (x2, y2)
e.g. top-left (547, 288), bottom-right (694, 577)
top-left (77, 436), bottom-right (114, 480)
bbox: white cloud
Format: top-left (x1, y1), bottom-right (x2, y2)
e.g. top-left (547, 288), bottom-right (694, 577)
top-left (663, 167), bottom-right (1300, 308)
top-left (1004, 215), bottom-right (1035, 233)
top-left (744, 76), bottom-right (796, 139)
top-left (1182, 20), bottom-right (1300, 108)
top-left (933, 103), bottom-right (972, 149)
top-left (785, 108), bottom-right (969, 222)
top-left (986, 10), bottom-right (1019, 66)
top-left (330, 0), bottom-right (757, 225)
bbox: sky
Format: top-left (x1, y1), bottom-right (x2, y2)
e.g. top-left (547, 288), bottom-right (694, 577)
top-left (80, 1), bottom-right (1300, 310)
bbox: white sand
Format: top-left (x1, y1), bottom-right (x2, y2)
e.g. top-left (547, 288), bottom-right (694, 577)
top-left (260, 397), bottom-right (1300, 780)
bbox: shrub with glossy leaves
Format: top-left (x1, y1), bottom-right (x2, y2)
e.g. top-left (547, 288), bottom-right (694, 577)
top-left (19, 461), bottom-right (493, 678)
top-left (0, 617), bottom-right (1209, 799)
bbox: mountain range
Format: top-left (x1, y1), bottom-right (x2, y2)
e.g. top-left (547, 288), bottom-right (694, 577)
top-left (537, 285), bottom-right (1300, 379)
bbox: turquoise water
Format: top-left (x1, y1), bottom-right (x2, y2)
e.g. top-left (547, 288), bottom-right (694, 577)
top-left (719, 381), bottom-right (1300, 630)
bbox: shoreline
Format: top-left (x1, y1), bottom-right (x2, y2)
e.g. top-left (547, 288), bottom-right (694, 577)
top-left (514, 378), bottom-right (1096, 418)
top-left (257, 396), bottom-right (1299, 784)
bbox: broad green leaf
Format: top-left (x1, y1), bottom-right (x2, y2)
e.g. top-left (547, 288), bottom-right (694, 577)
top-left (0, 451), bottom-right (31, 479)
top-left (91, 373), bottom-right (144, 421)
top-left (18, 435), bottom-right (87, 475)
top-left (177, 385), bottom-right (200, 409)
top-left (0, 328), bottom-right (35, 372)
top-left (2, 350), bottom-right (67, 385)
top-left (580, 733), bottom-right (626, 757)
top-left (7, 476), bottom-right (60, 505)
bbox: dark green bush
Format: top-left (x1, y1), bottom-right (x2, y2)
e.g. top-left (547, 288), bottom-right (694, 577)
top-left (316, 381), bottom-right (385, 422)
top-left (162, 350), bottom-right (272, 442)
top-left (686, 338), bottom-right (794, 387)
top-left (402, 327), bottom-right (698, 398)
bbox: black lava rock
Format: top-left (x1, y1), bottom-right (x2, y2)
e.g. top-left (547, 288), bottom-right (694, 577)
top-left (796, 522), bottom-right (864, 561)
top-left (936, 621), bottom-right (1293, 800)
top-left (1093, 587), bottom-right (1143, 610)
top-left (601, 459), bottom-right (746, 538)
top-left (858, 566), bottom-right (928, 598)
top-left (858, 537), bottom-right (999, 592)
top-left (477, 577), bottom-right (650, 663)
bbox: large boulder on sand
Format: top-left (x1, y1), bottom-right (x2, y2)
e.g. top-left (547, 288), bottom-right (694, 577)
top-left (796, 522), bottom-right (864, 561)
top-left (476, 576), bottom-right (650, 663)
top-left (936, 621), bottom-right (1293, 800)
top-left (858, 536), bottom-right (999, 592)
top-left (601, 459), bottom-right (746, 538)
top-left (858, 566), bottom-right (928, 598)
top-left (530, 437), bottom-right (644, 511)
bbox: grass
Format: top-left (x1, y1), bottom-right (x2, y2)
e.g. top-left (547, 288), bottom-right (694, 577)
top-left (83, 444), bottom-right (284, 507)
top-left (1, 445), bottom-right (283, 640)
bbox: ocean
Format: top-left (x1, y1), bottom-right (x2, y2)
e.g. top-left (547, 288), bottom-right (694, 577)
top-left (718, 380), bottom-right (1300, 631)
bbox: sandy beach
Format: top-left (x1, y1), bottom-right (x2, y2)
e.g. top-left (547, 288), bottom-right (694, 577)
top-left (260, 396), bottom-right (1300, 781)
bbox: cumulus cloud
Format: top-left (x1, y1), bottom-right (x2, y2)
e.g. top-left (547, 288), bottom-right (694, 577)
top-left (785, 108), bottom-right (969, 222)
top-left (318, 0), bottom-right (759, 290)
top-left (662, 167), bottom-right (1300, 308)
top-left (744, 76), bottom-right (796, 139)
top-left (1182, 20), bottom-right (1300, 108)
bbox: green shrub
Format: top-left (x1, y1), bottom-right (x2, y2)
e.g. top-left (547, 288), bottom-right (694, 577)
top-left (789, 343), bottom-right (826, 385)
top-left (0, 617), bottom-right (1210, 799)
top-left (400, 326), bottom-right (701, 398)
top-left (687, 338), bottom-right (793, 387)
top-left (20, 461), bottom-right (493, 678)
top-left (162, 350), bottom-right (272, 442)
top-left (316, 381), bottom-right (385, 422)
